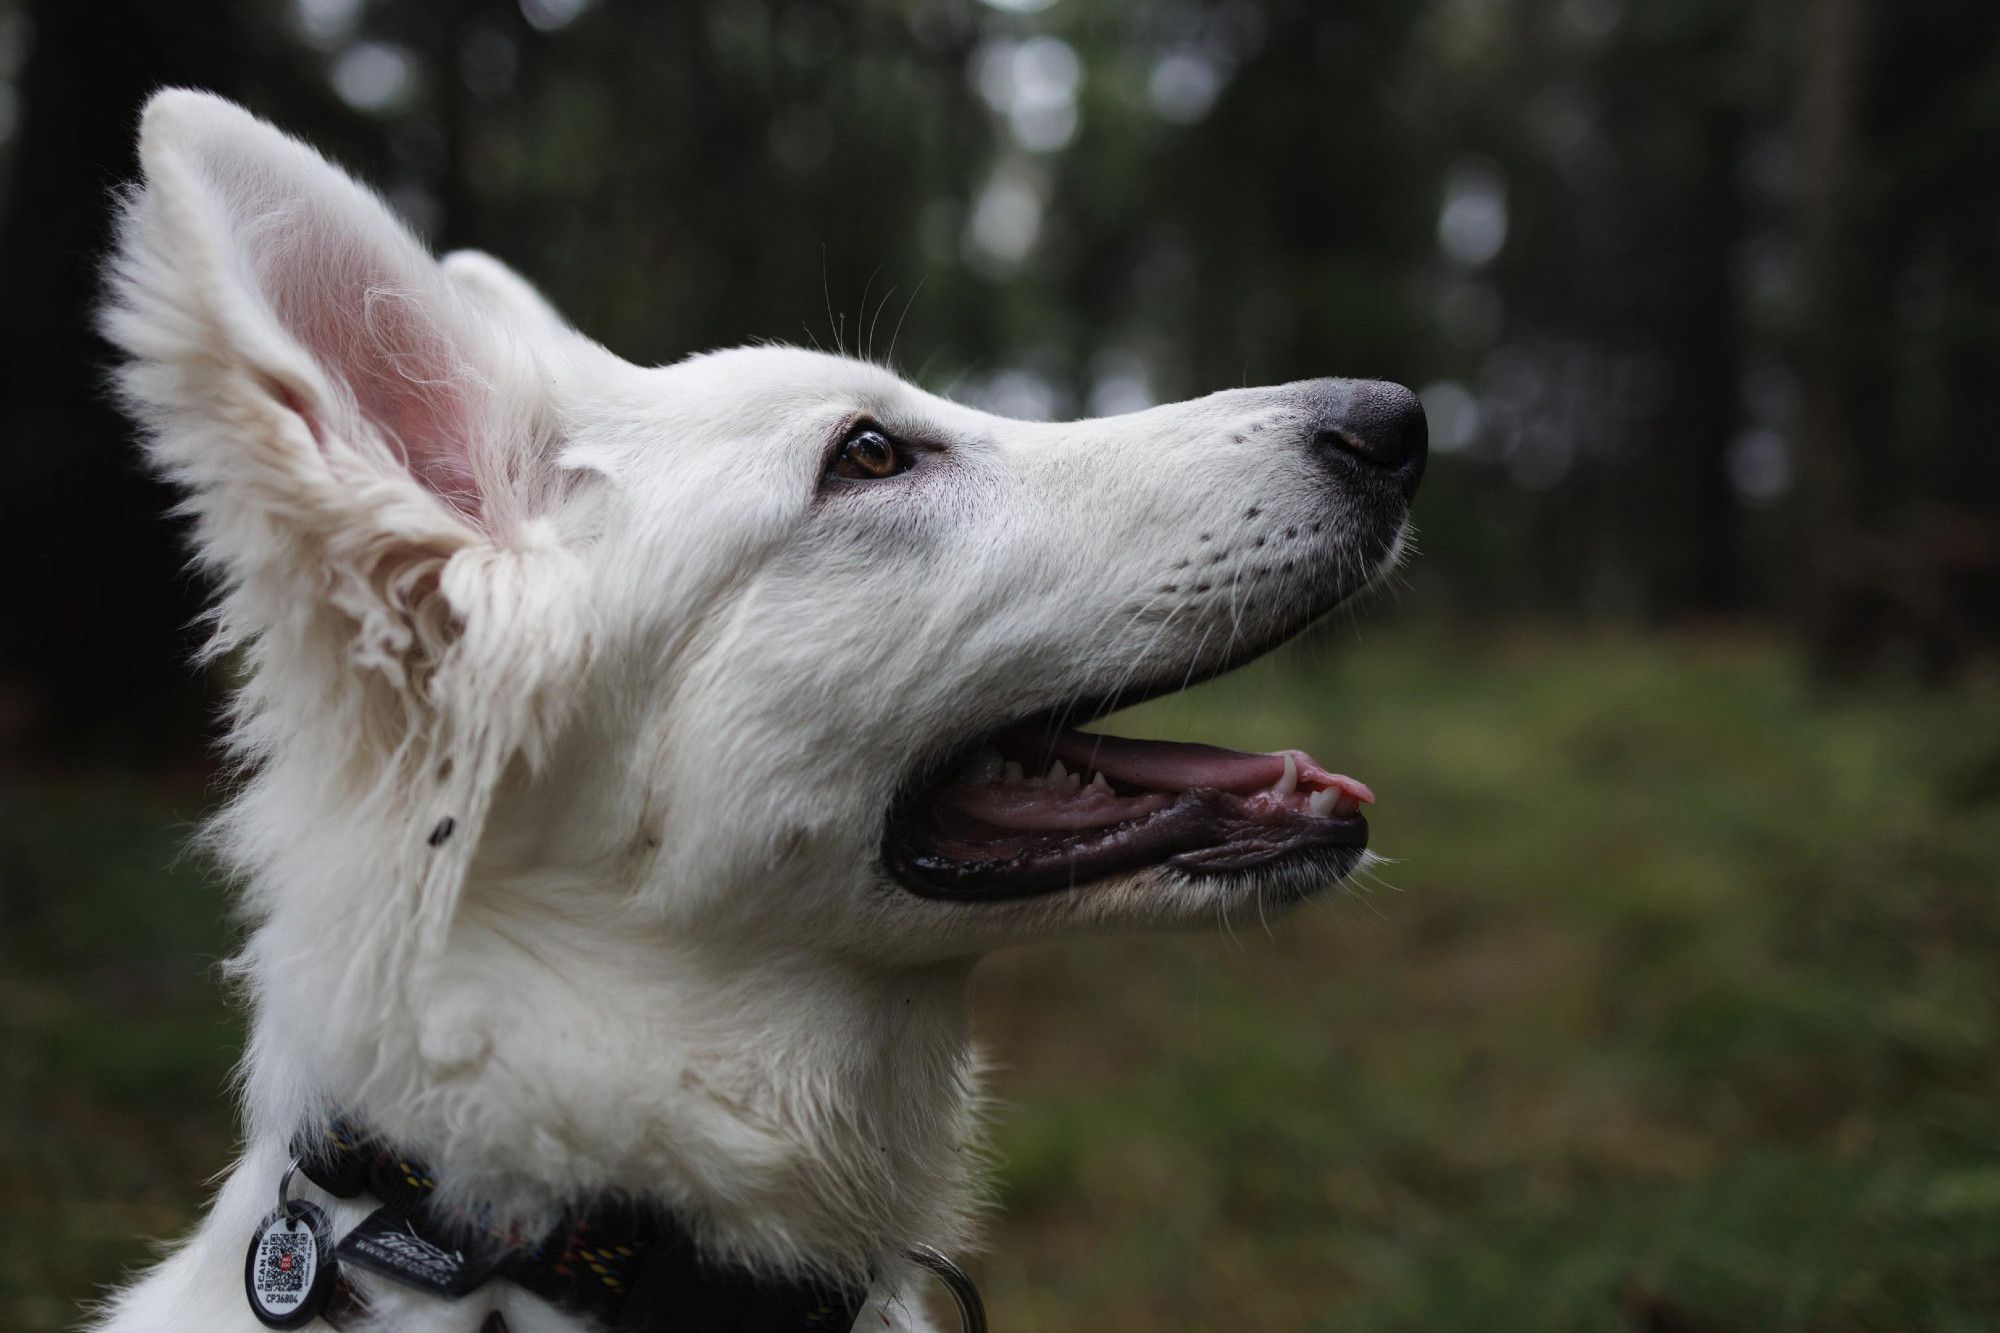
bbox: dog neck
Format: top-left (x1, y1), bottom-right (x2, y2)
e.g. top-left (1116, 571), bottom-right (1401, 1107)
top-left (232, 850), bottom-right (985, 1286)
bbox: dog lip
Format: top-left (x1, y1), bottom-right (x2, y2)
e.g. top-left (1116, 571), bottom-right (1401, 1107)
top-left (884, 784), bottom-right (1369, 901)
top-left (882, 726), bottom-right (1372, 902)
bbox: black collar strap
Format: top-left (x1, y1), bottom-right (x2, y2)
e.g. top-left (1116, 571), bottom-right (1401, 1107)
top-left (291, 1118), bottom-right (867, 1332)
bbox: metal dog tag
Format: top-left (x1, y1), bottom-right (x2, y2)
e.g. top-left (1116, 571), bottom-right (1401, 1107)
top-left (244, 1200), bottom-right (337, 1329)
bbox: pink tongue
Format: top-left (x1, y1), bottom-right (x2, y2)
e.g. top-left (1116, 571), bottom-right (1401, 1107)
top-left (1004, 726), bottom-right (1375, 805)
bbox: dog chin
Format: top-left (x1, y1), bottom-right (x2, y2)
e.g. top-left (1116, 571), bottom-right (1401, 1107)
top-left (1011, 847), bottom-right (1374, 936)
top-left (1193, 845), bottom-right (1376, 915)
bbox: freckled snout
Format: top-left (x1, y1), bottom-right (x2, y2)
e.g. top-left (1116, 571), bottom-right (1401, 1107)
top-left (1301, 378), bottom-right (1429, 502)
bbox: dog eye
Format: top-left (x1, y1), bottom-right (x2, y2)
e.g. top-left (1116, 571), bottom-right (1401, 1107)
top-left (829, 424), bottom-right (907, 481)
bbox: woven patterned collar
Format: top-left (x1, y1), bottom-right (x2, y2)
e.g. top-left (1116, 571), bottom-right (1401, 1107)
top-left (292, 1118), bottom-right (867, 1331)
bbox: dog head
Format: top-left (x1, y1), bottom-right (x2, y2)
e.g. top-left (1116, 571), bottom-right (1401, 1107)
top-left (107, 91), bottom-right (1424, 978)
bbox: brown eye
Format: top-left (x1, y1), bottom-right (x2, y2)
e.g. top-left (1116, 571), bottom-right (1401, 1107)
top-left (830, 425), bottom-right (907, 481)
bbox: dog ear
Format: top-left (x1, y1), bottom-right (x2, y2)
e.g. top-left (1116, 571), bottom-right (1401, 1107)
top-left (104, 89), bottom-right (556, 569)
top-left (104, 91), bottom-right (590, 953)
top-left (442, 250), bottom-right (580, 343)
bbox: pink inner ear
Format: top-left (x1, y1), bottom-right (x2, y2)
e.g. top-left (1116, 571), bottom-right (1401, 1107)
top-left (261, 225), bottom-right (484, 523)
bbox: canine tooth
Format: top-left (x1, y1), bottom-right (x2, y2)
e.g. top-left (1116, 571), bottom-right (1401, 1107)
top-left (1003, 760), bottom-right (1025, 783)
top-left (1309, 787), bottom-right (1338, 817)
top-left (1048, 759), bottom-right (1068, 784)
top-left (1275, 753), bottom-right (1298, 796)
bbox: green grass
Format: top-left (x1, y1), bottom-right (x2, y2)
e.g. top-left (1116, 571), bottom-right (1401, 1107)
top-left (972, 627), bottom-right (2000, 1331)
top-left (7, 627), bottom-right (2000, 1330)
top-left (0, 781), bottom-right (241, 1330)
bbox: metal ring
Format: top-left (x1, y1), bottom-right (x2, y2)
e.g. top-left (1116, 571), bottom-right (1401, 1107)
top-left (906, 1244), bottom-right (987, 1333)
top-left (277, 1157), bottom-right (302, 1218)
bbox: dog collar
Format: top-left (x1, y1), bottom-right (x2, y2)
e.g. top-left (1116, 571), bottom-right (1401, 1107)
top-left (260, 1117), bottom-right (870, 1331)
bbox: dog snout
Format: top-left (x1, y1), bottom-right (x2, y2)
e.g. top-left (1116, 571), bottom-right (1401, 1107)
top-left (1301, 378), bottom-right (1428, 502)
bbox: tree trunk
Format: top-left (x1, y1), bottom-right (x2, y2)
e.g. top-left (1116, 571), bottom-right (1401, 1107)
top-left (1790, 0), bottom-right (1868, 666)
top-left (0, 0), bottom-right (240, 760)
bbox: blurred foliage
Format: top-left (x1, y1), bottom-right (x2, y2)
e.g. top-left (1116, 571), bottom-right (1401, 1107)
top-left (7, 628), bottom-right (2000, 1328)
top-left (0, 781), bottom-right (239, 1330)
top-left (2, 0), bottom-right (1999, 754)
top-left (976, 627), bottom-right (2000, 1329)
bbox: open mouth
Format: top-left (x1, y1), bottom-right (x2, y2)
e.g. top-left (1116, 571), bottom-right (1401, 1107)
top-left (884, 721), bottom-right (1373, 901)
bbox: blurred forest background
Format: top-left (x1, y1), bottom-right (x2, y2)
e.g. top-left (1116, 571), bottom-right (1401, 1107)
top-left (3, 0), bottom-right (1999, 1329)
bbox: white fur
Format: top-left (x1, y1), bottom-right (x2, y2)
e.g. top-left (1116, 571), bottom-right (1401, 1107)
top-left (91, 91), bottom-right (1409, 1332)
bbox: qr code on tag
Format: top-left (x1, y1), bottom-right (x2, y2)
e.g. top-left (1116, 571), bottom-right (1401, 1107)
top-left (259, 1228), bottom-right (312, 1293)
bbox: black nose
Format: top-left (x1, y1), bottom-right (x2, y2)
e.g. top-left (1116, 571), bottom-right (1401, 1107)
top-left (1303, 378), bottom-right (1428, 502)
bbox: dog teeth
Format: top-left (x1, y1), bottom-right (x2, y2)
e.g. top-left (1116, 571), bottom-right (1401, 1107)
top-left (1090, 772), bottom-right (1111, 793)
top-left (1275, 753), bottom-right (1298, 796)
top-left (1306, 787), bottom-right (1362, 818)
top-left (1048, 759), bottom-right (1067, 784)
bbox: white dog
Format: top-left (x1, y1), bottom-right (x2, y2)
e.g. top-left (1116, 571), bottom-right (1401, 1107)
top-left (92, 90), bottom-right (1426, 1333)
